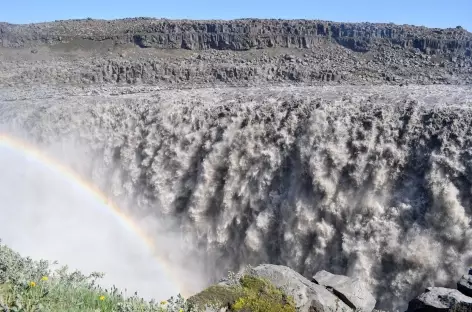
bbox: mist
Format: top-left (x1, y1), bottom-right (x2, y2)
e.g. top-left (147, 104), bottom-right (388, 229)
top-left (0, 143), bottom-right (203, 301)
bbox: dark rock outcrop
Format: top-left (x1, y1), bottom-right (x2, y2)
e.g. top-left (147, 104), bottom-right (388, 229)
top-left (312, 270), bottom-right (376, 312)
top-left (458, 273), bottom-right (472, 297)
top-left (406, 287), bottom-right (472, 312)
top-left (1, 18), bottom-right (471, 56)
top-left (2, 46), bottom-right (471, 87)
top-left (1, 18), bottom-right (471, 87)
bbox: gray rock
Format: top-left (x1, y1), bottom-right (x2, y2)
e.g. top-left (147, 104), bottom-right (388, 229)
top-left (1, 18), bottom-right (471, 56)
top-left (312, 270), bottom-right (376, 312)
top-left (458, 274), bottom-right (472, 297)
top-left (407, 287), bottom-right (472, 312)
top-left (249, 264), bottom-right (353, 312)
top-left (1, 17), bottom-right (471, 87)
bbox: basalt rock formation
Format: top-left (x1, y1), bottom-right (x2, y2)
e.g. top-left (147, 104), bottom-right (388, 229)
top-left (1, 18), bottom-right (471, 55)
top-left (0, 18), bottom-right (471, 86)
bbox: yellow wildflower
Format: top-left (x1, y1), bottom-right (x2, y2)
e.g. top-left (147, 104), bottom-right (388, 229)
top-left (160, 300), bottom-right (167, 305)
top-left (41, 276), bottom-right (48, 281)
top-left (99, 295), bottom-right (105, 301)
top-left (29, 281), bottom-right (36, 287)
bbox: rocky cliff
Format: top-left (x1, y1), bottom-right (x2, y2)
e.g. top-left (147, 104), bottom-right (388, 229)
top-left (1, 18), bottom-right (471, 56)
top-left (1, 18), bottom-right (471, 87)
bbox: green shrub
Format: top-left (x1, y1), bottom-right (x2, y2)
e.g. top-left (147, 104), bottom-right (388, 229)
top-left (1, 241), bottom-right (295, 312)
top-left (0, 241), bottom-right (194, 312)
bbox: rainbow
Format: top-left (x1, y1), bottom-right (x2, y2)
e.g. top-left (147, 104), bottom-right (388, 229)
top-left (0, 133), bottom-right (186, 297)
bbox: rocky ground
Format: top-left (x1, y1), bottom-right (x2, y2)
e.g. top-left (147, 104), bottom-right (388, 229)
top-left (0, 18), bottom-right (471, 87)
top-left (190, 264), bottom-right (472, 312)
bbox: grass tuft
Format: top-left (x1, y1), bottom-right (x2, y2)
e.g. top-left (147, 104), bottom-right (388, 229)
top-left (0, 241), bottom-right (193, 312)
top-left (1, 241), bottom-right (295, 311)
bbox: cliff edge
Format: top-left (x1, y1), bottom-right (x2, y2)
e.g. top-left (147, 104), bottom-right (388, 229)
top-left (1, 18), bottom-right (471, 86)
top-left (1, 18), bottom-right (471, 55)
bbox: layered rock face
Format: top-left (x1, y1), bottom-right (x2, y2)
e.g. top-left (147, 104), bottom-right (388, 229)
top-left (1, 19), bottom-right (471, 86)
top-left (1, 19), bottom-right (471, 56)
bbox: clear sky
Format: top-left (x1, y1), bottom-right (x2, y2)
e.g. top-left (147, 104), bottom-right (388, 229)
top-left (1, 0), bottom-right (471, 31)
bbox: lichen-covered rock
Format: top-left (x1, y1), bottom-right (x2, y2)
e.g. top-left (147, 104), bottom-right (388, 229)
top-left (249, 264), bottom-right (353, 312)
top-left (312, 270), bottom-right (376, 312)
top-left (187, 284), bottom-right (244, 310)
top-left (188, 274), bottom-right (296, 312)
top-left (406, 287), bottom-right (472, 312)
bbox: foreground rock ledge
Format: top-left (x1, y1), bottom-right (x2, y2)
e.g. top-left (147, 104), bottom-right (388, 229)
top-left (189, 264), bottom-right (375, 312)
top-left (313, 270), bottom-right (376, 312)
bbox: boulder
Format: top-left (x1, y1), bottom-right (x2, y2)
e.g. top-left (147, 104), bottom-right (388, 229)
top-left (458, 274), bottom-right (472, 297)
top-left (312, 270), bottom-right (376, 312)
top-left (249, 264), bottom-right (353, 312)
top-left (406, 287), bottom-right (472, 312)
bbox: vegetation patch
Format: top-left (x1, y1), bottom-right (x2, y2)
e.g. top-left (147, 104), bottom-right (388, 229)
top-left (0, 241), bottom-right (191, 312)
top-left (187, 285), bottom-right (244, 310)
top-left (0, 241), bottom-right (295, 311)
top-left (188, 275), bottom-right (295, 312)
top-left (232, 275), bottom-right (295, 312)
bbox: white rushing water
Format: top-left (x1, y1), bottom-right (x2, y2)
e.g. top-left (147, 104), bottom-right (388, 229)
top-left (1, 85), bottom-right (472, 310)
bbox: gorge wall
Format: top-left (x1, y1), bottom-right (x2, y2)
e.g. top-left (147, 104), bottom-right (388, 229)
top-left (1, 18), bottom-right (472, 87)
top-left (1, 18), bottom-right (471, 55)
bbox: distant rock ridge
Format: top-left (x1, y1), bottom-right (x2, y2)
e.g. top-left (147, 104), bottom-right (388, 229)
top-left (1, 18), bottom-right (471, 86)
top-left (1, 18), bottom-right (471, 55)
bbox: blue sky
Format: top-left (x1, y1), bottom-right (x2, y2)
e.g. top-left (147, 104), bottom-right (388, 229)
top-left (1, 0), bottom-right (471, 31)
